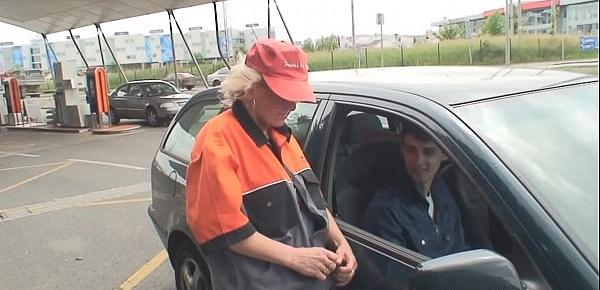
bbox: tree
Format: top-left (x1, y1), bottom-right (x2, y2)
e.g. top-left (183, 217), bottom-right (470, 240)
top-left (315, 35), bottom-right (339, 51)
top-left (483, 13), bottom-right (504, 36)
top-left (193, 52), bottom-right (205, 64)
top-left (437, 23), bottom-right (465, 40)
top-left (302, 38), bottom-right (315, 52)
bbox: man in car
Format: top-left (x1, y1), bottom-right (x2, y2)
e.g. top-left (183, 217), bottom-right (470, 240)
top-left (361, 122), bottom-right (469, 259)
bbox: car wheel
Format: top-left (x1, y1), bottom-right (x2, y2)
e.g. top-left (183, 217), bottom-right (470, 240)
top-left (109, 108), bottom-right (120, 125)
top-left (212, 80), bottom-right (220, 87)
top-left (146, 108), bottom-right (160, 127)
top-left (174, 241), bottom-right (211, 290)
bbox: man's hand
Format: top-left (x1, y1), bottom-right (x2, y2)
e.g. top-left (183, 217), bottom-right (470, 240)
top-left (286, 247), bottom-right (338, 281)
top-left (333, 241), bottom-right (357, 286)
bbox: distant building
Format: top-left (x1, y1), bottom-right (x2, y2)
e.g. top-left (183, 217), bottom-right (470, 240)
top-left (0, 26), bottom-right (274, 74)
top-left (431, 0), bottom-right (598, 36)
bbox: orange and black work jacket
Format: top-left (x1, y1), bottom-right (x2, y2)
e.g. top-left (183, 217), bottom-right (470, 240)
top-left (186, 101), bottom-right (333, 290)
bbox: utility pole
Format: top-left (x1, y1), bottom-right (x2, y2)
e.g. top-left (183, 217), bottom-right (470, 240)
top-left (517, 0), bottom-right (522, 36)
top-left (551, 0), bottom-right (556, 34)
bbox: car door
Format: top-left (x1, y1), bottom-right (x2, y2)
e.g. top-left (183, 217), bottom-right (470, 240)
top-left (151, 90), bottom-right (223, 237)
top-left (128, 84), bottom-right (149, 119)
top-left (311, 92), bottom-right (595, 290)
top-left (110, 84), bottom-right (129, 116)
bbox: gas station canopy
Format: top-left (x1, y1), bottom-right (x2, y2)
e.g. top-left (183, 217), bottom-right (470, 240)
top-left (0, 0), bottom-right (223, 34)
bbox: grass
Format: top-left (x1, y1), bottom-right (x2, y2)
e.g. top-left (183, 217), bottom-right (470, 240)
top-left (40, 34), bottom-right (597, 91)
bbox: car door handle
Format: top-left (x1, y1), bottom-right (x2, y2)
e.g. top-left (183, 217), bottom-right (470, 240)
top-left (168, 170), bottom-right (177, 197)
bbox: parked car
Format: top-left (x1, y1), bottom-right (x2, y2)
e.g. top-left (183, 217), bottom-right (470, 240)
top-left (109, 80), bottom-right (191, 126)
top-left (206, 67), bottom-right (230, 87)
top-left (164, 73), bottom-right (201, 90)
top-left (148, 66), bottom-right (598, 290)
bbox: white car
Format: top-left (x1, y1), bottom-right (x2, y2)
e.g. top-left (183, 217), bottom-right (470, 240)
top-left (206, 67), bottom-right (230, 87)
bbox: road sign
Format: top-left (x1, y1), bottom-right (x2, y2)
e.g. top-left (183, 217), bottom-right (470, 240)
top-left (376, 13), bottom-right (384, 25)
top-left (580, 36), bottom-right (598, 51)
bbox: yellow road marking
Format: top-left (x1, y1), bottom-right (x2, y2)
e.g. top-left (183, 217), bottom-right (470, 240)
top-left (77, 198), bottom-right (151, 208)
top-left (0, 161), bottom-right (73, 194)
top-left (0, 162), bottom-right (66, 171)
top-left (117, 250), bottom-right (168, 290)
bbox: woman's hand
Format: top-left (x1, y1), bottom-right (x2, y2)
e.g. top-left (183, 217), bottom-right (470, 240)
top-left (332, 241), bottom-right (358, 286)
top-left (286, 247), bottom-right (338, 281)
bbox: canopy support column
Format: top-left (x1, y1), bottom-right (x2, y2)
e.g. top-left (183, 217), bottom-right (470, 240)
top-left (213, 2), bottom-right (231, 69)
top-left (273, 0), bottom-right (294, 43)
top-left (168, 11), bottom-right (179, 89)
top-left (168, 9), bottom-right (208, 88)
top-left (96, 23), bottom-right (128, 83)
top-left (68, 29), bottom-right (89, 68)
top-left (94, 24), bottom-right (106, 68)
top-left (41, 33), bottom-right (57, 81)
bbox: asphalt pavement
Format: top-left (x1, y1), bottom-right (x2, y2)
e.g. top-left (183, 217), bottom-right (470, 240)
top-left (0, 123), bottom-right (177, 290)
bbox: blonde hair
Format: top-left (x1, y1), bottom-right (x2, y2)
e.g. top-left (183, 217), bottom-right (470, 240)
top-left (219, 60), bottom-right (263, 108)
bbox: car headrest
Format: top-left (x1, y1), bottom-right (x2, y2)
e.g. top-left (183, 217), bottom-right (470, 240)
top-left (341, 113), bottom-right (384, 144)
top-left (339, 141), bottom-right (408, 188)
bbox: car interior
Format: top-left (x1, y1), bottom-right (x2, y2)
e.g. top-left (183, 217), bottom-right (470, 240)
top-left (328, 108), bottom-right (552, 290)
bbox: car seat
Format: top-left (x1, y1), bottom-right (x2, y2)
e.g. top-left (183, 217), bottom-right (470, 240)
top-left (334, 113), bottom-right (384, 194)
top-left (335, 141), bottom-right (406, 225)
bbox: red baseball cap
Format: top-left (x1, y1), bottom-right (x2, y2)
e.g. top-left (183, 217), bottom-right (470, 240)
top-left (245, 39), bottom-right (316, 103)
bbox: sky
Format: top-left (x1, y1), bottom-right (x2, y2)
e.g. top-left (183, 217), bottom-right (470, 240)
top-left (0, 0), bottom-right (508, 45)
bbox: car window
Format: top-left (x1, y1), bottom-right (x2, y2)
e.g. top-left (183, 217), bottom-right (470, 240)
top-left (147, 83), bottom-right (176, 97)
top-left (162, 99), bottom-right (222, 163)
top-left (287, 102), bottom-right (319, 146)
top-left (128, 84), bottom-right (142, 97)
top-left (455, 83), bottom-right (599, 264)
top-left (114, 85), bottom-right (128, 97)
top-left (326, 102), bottom-right (552, 289)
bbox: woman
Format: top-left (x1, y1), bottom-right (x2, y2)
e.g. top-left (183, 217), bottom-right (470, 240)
top-left (186, 39), bottom-right (357, 290)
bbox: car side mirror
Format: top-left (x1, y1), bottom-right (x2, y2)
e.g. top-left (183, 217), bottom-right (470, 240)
top-left (408, 250), bottom-right (523, 290)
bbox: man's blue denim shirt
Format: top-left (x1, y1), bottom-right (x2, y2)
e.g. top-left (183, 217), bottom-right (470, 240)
top-left (361, 175), bottom-right (469, 258)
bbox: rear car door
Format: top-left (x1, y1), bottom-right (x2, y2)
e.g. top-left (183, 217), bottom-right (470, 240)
top-left (151, 93), bottom-right (326, 239)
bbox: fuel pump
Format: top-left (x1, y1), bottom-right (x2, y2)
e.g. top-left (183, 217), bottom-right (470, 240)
top-left (85, 67), bottom-right (110, 128)
top-left (1, 77), bottom-right (24, 126)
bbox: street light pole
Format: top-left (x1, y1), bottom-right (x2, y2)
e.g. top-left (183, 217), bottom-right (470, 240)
top-left (377, 13), bottom-right (384, 67)
top-left (351, 0), bottom-right (358, 68)
top-left (505, 0), bottom-right (511, 65)
top-left (245, 23), bottom-right (259, 41)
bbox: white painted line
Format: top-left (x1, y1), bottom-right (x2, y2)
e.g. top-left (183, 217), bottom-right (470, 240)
top-left (0, 182), bottom-right (150, 222)
top-left (0, 162), bottom-right (66, 171)
top-left (0, 151), bottom-right (40, 158)
top-left (67, 159), bottom-right (147, 170)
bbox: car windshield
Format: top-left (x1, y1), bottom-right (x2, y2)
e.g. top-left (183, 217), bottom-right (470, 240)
top-left (455, 83), bottom-right (599, 266)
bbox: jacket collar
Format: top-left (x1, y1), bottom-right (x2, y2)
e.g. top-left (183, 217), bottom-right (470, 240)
top-left (232, 100), bottom-right (292, 147)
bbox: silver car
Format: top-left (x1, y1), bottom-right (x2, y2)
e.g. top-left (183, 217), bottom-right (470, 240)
top-left (206, 67), bottom-right (230, 87)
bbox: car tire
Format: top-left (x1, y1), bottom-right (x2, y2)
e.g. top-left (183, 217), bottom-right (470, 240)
top-left (146, 108), bottom-right (160, 127)
top-left (212, 80), bottom-right (220, 87)
top-left (174, 241), bottom-right (212, 290)
top-left (109, 108), bottom-right (120, 125)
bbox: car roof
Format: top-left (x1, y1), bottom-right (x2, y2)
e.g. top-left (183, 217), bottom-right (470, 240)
top-left (309, 66), bottom-right (597, 106)
top-left (126, 80), bottom-right (174, 85)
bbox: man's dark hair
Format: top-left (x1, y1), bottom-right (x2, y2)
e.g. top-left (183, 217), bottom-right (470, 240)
top-left (402, 121), bottom-right (432, 142)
